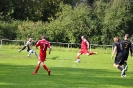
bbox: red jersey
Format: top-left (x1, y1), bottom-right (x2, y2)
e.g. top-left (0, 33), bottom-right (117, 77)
top-left (36, 39), bottom-right (50, 61)
top-left (36, 39), bottom-right (50, 52)
top-left (81, 39), bottom-right (89, 50)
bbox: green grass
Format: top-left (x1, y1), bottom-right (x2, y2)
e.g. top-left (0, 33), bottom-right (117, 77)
top-left (0, 46), bottom-right (133, 88)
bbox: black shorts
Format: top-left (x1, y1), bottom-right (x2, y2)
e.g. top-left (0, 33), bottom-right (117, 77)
top-left (124, 52), bottom-right (129, 61)
top-left (27, 49), bottom-right (31, 52)
top-left (114, 53), bottom-right (124, 65)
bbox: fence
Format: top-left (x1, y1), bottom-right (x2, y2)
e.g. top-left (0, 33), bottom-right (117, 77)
top-left (0, 39), bottom-right (113, 51)
top-left (0, 39), bottom-right (26, 48)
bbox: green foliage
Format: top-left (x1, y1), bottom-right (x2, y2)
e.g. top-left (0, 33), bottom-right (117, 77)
top-left (0, 0), bottom-right (62, 21)
top-left (102, 0), bottom-right (132, 44)
top-left (0, 20), bottom-right (17, 39)
top-left (45, 3), bottom-right (94, 43)
top-left (0, 0), bottom-right (133, 44)
top-left (16, 20), bottom-right (49, 40)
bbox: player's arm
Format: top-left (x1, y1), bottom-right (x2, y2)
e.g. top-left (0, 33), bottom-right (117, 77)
top-left (47, 42), bottom-right (52, 54)
top-left (18, 45), bottom-right (26, 52)
top-left (49, 46), bottom-right (52, 54)
top-left (128, 41), bottom-right (133, 56)
top-left (18, 41), bottom-right (28, 52)
top-left (86, 41), bottom-right (89, 49)
top-left (111, 46), bottom-right (117, 59)
top-left (36, 45), bottom-right (38, 49)
top-left (35, 40), bottom-right (39, 49)
top-left (131, 42), bottom-right (133, 56)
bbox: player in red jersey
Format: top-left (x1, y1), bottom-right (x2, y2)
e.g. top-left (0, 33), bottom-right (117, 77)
top-left (32, 35), bottom-right (52, 75)
top-left (74, 36), bottom-right (97, 63)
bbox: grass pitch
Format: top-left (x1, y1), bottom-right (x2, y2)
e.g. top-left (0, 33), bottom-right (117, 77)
top-left (0, 46), bottom-right (133, 88)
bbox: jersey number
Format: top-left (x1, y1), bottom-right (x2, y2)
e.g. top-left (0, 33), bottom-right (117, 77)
top-left (120, 43), bottom-right (123, 50)
top-left (43, 44), bottom-right (45, 50)
top-left (125, 43), bottom-right (129, 48)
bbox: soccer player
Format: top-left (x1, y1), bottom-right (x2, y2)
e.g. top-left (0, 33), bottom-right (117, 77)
top-left (111, 36), bottom-right (126, 77)
top-left (74, 35), bottom-right (97, 63)
top-left (18, 38), bottom-right (39, 58)
top-left (121, 34), bottom-right (132, 71)
top-left (32, 35), bottom-right (51, 75)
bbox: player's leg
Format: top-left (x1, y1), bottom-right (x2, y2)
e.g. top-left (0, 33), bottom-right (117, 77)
top-left (33, 60), bottom-right (41, 75)
top-left (74, 53), bottom-right (81, 63)
top-left (114, 54), bottom-right (126, 77)
top-left (123, 54), bottom-right (128, 71)
top-left (124, 60), bottom-right (128, 71)
top-left (113, 64), bottom-right (123, 71)
top-left (33, 50), bottom-right (39, 58)
top-left (77, 53), bottom-right (81, 59)
top-left (42, 62), bottom-right (51, 75)
top-left (86, 50), bottom-right (96, 56)
top-left (86, 52), bottom-right (90, 56)
top-left (89, 52), bottom-right (97, 55)
top-left (28, 50), bottom-right (33, 57)
top-left (113, 63), bottom-right (126, 77)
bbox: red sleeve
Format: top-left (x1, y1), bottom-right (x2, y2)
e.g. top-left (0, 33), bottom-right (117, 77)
top-left (47, 42), bottom-right (51, 48)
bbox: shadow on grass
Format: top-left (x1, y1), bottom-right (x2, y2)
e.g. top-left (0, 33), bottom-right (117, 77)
top-left (50, 56), bottom-right (59, 60)
top-left (0, 64), bottom-right (132, 88)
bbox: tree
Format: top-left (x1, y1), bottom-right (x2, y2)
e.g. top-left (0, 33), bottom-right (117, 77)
top-left (102, 0), bottom-right (133, 44)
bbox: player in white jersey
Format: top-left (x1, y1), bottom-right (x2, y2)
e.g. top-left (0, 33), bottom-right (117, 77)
top-left (18, 38), bottom-right (39, 58)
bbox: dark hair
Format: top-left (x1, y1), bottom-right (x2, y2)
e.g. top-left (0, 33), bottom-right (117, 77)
top-left (125, 34), bottom-right (129, 38)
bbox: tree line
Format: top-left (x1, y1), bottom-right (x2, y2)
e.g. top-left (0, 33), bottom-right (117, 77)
top-left (0, 0), bottom-right (133, 44)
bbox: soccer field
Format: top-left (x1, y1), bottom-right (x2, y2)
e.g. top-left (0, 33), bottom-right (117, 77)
top-left (0, 46), bottom-right (133, 88)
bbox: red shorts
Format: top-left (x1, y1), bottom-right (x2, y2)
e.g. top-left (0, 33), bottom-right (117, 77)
top-left (39, 52), bottom-right (46, 62)
top-left (79, 49), bottom-right (89, 54)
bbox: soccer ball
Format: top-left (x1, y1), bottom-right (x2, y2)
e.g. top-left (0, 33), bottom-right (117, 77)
top-left (77, 59), bottom-right (81, 63)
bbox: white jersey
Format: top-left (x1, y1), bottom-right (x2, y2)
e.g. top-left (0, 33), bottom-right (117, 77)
top-left (25, 40), bottom-right (34, 50)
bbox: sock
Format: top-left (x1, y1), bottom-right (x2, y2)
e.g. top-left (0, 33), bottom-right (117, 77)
top-left (124, 61), bottom-right (127, 68)
top-left (35, 65), bottom-right (40, 73)
top-left (77, 56), bottom-right (80, 59)
top-left (123, 72), bottom-right (126, 75)
top-left (117, 66), bottom-right (123, 71)
top-left (43, 65), bottom-right (49, 71)
top-left (89, 52), bottom-right (96, 55)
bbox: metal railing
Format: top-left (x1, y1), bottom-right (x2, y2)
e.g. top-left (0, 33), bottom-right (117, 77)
top-left (0, 39), bottom-right (113, 51)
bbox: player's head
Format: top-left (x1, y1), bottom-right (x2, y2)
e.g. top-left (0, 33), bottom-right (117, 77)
top-left (28, 38), bottom-right (32, 42)
top-left (124, 34), bottom-right (129, 40)
top-left (113, 36), bottom-right (119, 42)
top-left (42, 35), bottom-right (46, 39)
top-left (81, 36), bottom-right (85, 40)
